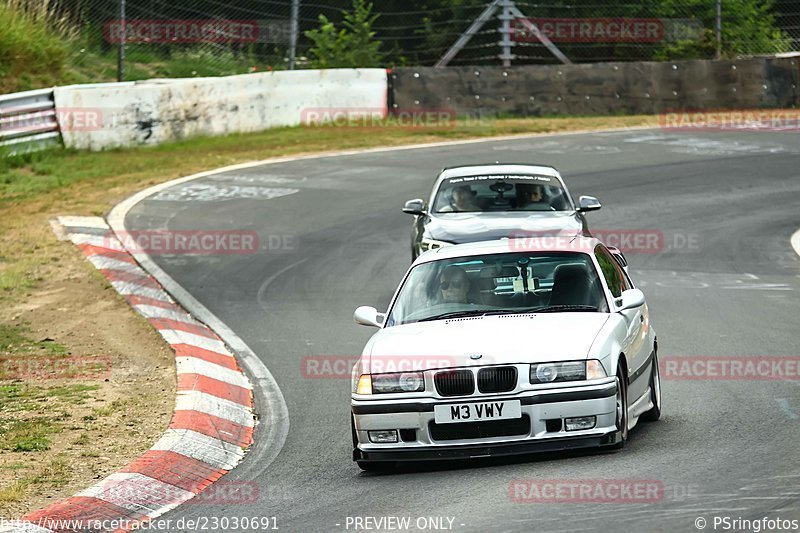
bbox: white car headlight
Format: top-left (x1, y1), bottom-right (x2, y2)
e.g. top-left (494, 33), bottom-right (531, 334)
top-left (420, 238), bottom-right (453, 252)
top-left (530, 360), bottom-right (607, 384)
top-left (356, 372), bottom-right (425, 394)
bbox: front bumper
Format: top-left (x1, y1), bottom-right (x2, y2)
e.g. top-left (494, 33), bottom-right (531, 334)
top-left (352, 380), bottom-right (618, 463)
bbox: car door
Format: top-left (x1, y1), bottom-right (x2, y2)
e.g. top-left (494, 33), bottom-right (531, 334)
top-left (595, 245), bottom-right (649, 399)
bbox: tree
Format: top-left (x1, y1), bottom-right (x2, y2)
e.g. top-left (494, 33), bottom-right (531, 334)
top-left (306, 0), bottom-right (383, 68)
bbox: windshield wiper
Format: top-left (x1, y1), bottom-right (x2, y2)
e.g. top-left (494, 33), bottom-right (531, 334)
top-left (417, 310), bottom-right (496, 322)
top-left (534, 305), bottom-right (599, 313)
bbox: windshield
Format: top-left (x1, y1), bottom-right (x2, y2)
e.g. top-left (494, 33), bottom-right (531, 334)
top-left (386, 252), bottom-right (608, 326)
top-left (432, 174), bottom-right (571, 213)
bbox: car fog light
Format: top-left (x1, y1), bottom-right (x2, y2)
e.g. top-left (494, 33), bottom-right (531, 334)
top-left (565, 416), bottom-right (596, 431)
top-left (368, 430), bottom-right (399, 443)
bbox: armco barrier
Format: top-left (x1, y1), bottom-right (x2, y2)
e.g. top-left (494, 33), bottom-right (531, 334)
top-left (0, 88), bottom-right (61, 155)
top-left (390, 57), bottom-right (799, 116)
top-left (54, 69), bottom-right (388, 150)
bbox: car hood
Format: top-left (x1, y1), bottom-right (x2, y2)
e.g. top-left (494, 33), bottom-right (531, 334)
top-left (364, 314), bottom-right (609, 372)
top-left (426, 212), bottom-right (585, 243)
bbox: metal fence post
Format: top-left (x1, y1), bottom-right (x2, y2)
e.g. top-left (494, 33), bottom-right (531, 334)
top-left (117, 0), bottom-right (126, 82)
top-left (289, 0), bottom-right (300, 70)
top-left (715, 0), bottom-right (722, 59)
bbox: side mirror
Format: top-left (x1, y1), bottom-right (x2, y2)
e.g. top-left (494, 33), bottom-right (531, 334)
top-left (578, 195), bottom-right (602, 213)
top-left (354, 306), bottom-right (385, 328)
top-left (617, 289), bottom-right (646, 311)
top-left (403, 199), bottom-right (426, 216)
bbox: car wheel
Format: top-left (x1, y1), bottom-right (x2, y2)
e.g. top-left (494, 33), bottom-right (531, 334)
top-left (611, 364), bottom-right (629, 449)
top-left (641, 350), bottom-right (662, 422)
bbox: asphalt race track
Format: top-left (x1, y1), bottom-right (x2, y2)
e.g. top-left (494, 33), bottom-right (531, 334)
top-left (126, 128), bottom-right (800, 532)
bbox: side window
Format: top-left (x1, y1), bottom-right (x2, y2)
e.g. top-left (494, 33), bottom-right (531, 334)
top-left (595, 245), bottom-right (629, 298)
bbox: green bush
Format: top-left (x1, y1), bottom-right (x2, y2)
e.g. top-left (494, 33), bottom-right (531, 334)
top-left (306, 0), bottom-right (384, 68)
top-left (0, 2), bottom-right (70, 93)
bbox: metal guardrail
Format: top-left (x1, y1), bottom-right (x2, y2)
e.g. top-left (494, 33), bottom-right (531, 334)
top-left (0, 88), bottom-right (62, 156)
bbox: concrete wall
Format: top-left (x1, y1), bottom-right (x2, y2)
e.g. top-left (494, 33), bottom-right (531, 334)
top-left (390, 58), bottom-right (799, 116)
top-left (54, 69), bottom-right (388, 150)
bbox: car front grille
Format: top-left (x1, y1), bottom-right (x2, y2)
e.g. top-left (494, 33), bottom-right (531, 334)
top-left (477, 366), bottom-right (517, 393)
top-left (434, 370), bottom-right (474, 397)
top-left (429, 415), bottom-right (531, 441)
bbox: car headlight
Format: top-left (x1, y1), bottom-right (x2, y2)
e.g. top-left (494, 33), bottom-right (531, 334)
top-left (355, 372), bottom-right (425, 394)
top-left (530, 360), bottom-right (607, 384)
top-left (420, 238), bottom-right (453, 252)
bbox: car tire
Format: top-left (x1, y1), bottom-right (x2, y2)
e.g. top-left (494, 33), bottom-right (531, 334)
top-left (610, 364), bottom-right (629, 450)
top-left (641, 350), bottom-right (662, 422)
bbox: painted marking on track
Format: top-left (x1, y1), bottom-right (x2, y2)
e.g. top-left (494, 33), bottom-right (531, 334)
top-left (150, 184), bottom-right (300, 202)
top-left (635, 271), bottom-right (793, 291)
top-left (491, 140), bottom-right (622, 154)
top-left (210, 174), bottom-right (308, 185)
top-left (776, 399), bottom-right (799, 420)
top-left (623, 134), bottom-right (796, 155)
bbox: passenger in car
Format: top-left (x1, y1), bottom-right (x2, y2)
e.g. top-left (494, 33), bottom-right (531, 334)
top-left (439, 265), bottom-right (471, 303)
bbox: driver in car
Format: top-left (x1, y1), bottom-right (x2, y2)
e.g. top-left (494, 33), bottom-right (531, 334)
top-left (440, 185), bottom-right (480, 212)
top-left (516, 183), bottom-right (551, 210)
top-left (439, 266), bottom-right (471, 303)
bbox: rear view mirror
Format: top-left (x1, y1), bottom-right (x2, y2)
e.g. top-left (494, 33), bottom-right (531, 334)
top-left (402, 199), bottom-right (426, 216)
top-left (578, 196), bottom-right (602, 213)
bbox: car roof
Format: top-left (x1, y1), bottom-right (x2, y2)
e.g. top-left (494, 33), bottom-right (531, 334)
top-left (413, 236), bottom-right (603, 265)
top-left (438, 164), bottom-right (561, 181)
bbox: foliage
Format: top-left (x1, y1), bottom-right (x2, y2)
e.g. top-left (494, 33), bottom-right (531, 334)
top-left (306, 0), bottom-right (383, 68)
top-left (0, 1), bottom-right (70, 93)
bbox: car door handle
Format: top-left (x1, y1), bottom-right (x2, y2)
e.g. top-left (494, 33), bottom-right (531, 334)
top-left (639, 315), bottom-right (644, 323)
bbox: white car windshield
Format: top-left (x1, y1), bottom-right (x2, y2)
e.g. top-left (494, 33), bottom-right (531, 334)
top-left (386, 252), bottom-right (608, 326)
top-left (432, 175), bottom-right (571, 213)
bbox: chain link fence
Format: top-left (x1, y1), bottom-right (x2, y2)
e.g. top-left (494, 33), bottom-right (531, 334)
top-left (4, 0), bottom-right (799, 83)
